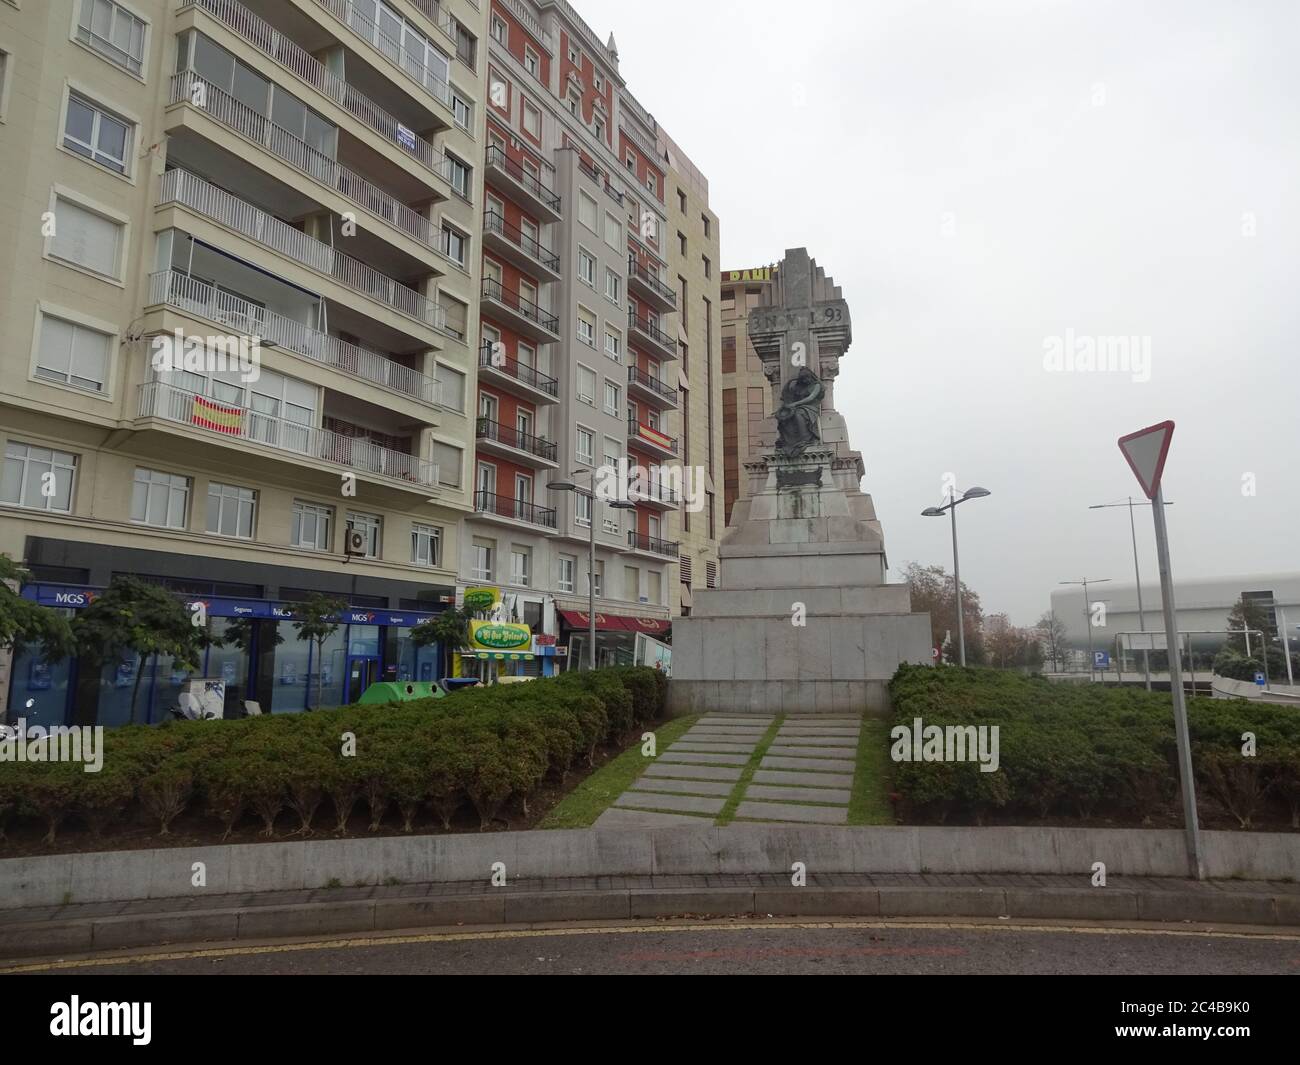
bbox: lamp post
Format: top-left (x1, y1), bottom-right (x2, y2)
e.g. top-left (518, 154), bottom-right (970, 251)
top-left (921, 486), bottom-right (991, 667)
top-left (1059, 577), bottom-right (1111, 679)
top-left (548, 471), bottom-right (634, 671)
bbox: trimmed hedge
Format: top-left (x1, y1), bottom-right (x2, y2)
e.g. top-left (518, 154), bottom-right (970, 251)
top-left (0, 666), bottom-right (667, 845)
top-left (888, 664), bottom-right (1300, 828)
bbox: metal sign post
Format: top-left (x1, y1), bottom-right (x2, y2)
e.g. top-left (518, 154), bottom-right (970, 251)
top-left (1119, 421), bottom-right (1203, 880)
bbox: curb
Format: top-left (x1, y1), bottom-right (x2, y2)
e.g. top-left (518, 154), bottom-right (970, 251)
top-left (3, 882), bottom-right (1297, 961)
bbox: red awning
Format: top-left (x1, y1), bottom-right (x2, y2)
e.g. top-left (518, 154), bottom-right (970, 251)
top-left (557, 609), bottom-right (670, 634)
top-left (623, 616), bottom-right (671, 635)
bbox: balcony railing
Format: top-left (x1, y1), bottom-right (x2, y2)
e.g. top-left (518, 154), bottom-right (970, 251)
top-left (408, 0), bottom-right (479, 65)
top-left (481, 277), bottom-right (559, 333)
top-left (475, 417), bottom-right (558, 462)
top-left (310, 0), bottom-right (454, 115)
top-left (483, 209), bottom-right (559, 271)
top-left (159, 168), bottom-right (445, 331)
top-left (628, 419), bottom-right (679, 455)
top-left (629, 482), bottom-right (681, 507)
top-left (628, 309), bottom-right (675, 350)
top-left (627, 530), bottom-right (677, 556)
top-left (478, 342), bottom-right (558, 397)
top-left (150, 271), bottom-right (440, 405)
top-left (485, 145), bottom-right (560, 213)
top-left (628, 365), bottom-right (676, 403)
top-left (627, 255), bottom-right (675, 306)
top-left (578, 157), bottom-right (624, 205)
top-left (185, 0), bottom-right (443, 177)
top-left (138, 381), bottom-right (437, 486)
top-left (169, 72), bottom-right (439, 250)
top-left (474, 490), bottom-right (557, 528)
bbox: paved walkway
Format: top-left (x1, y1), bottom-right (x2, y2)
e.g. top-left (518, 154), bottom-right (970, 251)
top-left (595, 714), bottom-right (862, 828)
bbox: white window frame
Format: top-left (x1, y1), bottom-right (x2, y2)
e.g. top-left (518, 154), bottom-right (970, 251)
top-left (131, 466), bottom-right (190, 529)
top-left (591, 559), bottom-right (604, 596)
top-left (575, 490), bottom-right (592, 527)
top-left (471, 538), bottom-right (494, 582)
top-left (576, 363), bottom-right (597, 406)
top-left (442, 221), bottom-right (468, 266)
top-left (291, 499), bottom-right (333, 551)
top-left (510, 546), bottom-right (531, 587)
top-left (578, 189), bottom-right (597, 232)
top-left (31, 305), bottom-right (115, 398)
top-left (411, 522), bottom-right (442, 567)
top-left (575, 425), bottom-right (595, 466)
top-left (603, 211), bottom-right (621, 250)
top-left (0, 48), bottom-right (12, 124)
top-left (445, 151), bottom-right (470, 197)
top-left (603, 326), bottom-right (622, 364)
top-left (61, 90), bottom-right (134, 176)
top-left (1, 441), bottom-right (77, 514)
top-left (451, 91), bottom-right (472, 131)
top-left (44, 186), bottom-right (129, 284)
top-left (577, 245), bottom-right (596, 287)
top-left (524, 47), bottom-right (538, 77)
top-left (490, 15), bottom-right (507, 45)
top-left (557, 554), bottom-right (576, 594)
top-left (346, 510), bottom-right (382, 559)
top-left (206, 481), bottom-right (256, 539)
top-left (72, 0), bottom-right (149, 80)
top-left (603, 379), bottom-right (620, 416)
top-left (522, 98), bottom-right (541, 139)
top-left (576, 306), bottom-right (596, 348)
top-left (605, 267), bottom-right (620, 305)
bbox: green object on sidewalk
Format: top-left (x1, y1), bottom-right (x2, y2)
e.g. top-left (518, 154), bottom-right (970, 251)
top-left (357, 681), bottom-right (444, 704)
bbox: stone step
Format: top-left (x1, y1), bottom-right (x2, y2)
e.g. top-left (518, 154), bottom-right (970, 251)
top-left (777, 727), bottom-right (860, 737)
top-left (766, 744), bottom-right (856, 759)
top-left (761, 755), bottom-right (856, 773)
top-left (698, 716), bottom-right (774, 726)
top-left (659, 751), bottom-right (750, 766)
top-left (668, 741), bottom-right (758, 755)
top-left (593, 808), bottom-right (708, 828)
top-left (772, 735), bottom-right (858, 748)
top-left (744, 783), bottom-right (852, 804)
top-left (734, 801), bottom-right (849, 825)
top-left (629, 777), bottom-right (734, 797)
top-left (643, 763), bottom-right (744, 782)
top-left (753, 768), bottom-right (854, 789)
top-left (615, 792), bottom-right (725, 815)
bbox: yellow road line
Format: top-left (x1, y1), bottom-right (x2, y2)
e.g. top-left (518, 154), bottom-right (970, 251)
top-left (5, 918), bottom-right (1298, 973)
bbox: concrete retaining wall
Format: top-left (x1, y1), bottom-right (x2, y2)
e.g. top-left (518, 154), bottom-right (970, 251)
top-left (1, 826), bottom-right (1295, 910)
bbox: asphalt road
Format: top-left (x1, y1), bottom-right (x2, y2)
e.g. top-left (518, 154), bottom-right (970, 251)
top-left (11, 919), bottom-right (1300, 975)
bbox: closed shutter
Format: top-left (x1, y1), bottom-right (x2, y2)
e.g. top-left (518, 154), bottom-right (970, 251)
top-left (705, 561), bottom-right (718, 589)
top-left (679, 554), bottom-right (692, 585)
top-left (51, 198), bottom-right (121, 277)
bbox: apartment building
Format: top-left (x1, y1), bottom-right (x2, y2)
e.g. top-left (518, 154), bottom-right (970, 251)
top-left (465, 0), bottom-right (715, 670)
top-left (0, 0), bottom-right (483, 724)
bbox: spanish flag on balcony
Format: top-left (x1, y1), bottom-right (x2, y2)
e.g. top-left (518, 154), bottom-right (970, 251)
top-left (191, 394), bottom-right (244, 436)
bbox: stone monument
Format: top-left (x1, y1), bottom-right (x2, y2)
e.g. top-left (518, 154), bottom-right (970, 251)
top-left (669, 249), bottom-right (932, 716)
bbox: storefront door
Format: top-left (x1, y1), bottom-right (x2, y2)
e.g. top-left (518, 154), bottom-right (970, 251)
top-left (345, 655), bottom-right (380, 703)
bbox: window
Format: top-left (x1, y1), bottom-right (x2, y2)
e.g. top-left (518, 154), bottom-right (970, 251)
top-left (442, 223), bottom-right (467, 265)
top-left (644, 173), bottom-right (656, 197)
top-left (346, 511), bottom-right (381, 558)
top-left (604, 327), bottom-right (621, 363)
top-left (206, 482), bottom-right (256, 538)
top-left (452, 92), bottom-right (472, 130)
top-left (63, 94), bottom-right (132, 174)
top-left (568, 91), bottom-right (579, 117)
top-left (76, 0), bottom-right (147, 77)
top-left (49, 196), bottom-right (124, 279)
top-left (575, 491), bottom-right (591, 527)
top-left (576, 308), bottom-right (595, 347)
top-left (678, 189), bottom-right (687, 213)
top-left (624, 565), bottom-right (639, 601)
top-left (578, 190), bottom-right (597, 231)
top-left (130, 467), bottom-right (189, 529)
top-left (702, 255), bottom-right (711, 278)
top-left (593, 117), bottom-right (604, 142)
top-left (411, 522), bottom-right (442, 567)
top-left (0, 51), bottom-right (8, 122)
top-left (446, 152), bottom-right (470, 197)
top-left (291, 500), bottom-right (333, 550)
top-left (626, 153), bottom-right (635, 172)
top-left (678, 231), bottom-right (687, 256)
top-left (510, 547), bottom-right (530, 586)
top-left (603, 380), bottom-right (620, 415)
top-left (567, 45), bottom-right (579, 64)
top-left (522, 99), bottom-right (540, 138)
top-left (576, 426), bottom-right (595, 465)
top-left (591, 560), bottom-right (604, 596)
top-left (603, 437), bottom-right (621, 470)
top-left (576, 364), bottom-right (597, 405)
top-left (2, 442), bottom-right (76, 513)
top-left (36, 315), bottom-right (110, 393)
top-left (647, 570), bottom-right (662, 605)
top-left (603, 212), bottom-right (620, 250)
top-left (524, 48), bottom-right (538, 77)
top-left (557, 554), bottom-right (576, 593)
top-left (594, 73), bottom-right (603, 92)
top-left (491, 15), bottom-right (507, 44)
top-left (471, 538), bottom-right (494, 581)
top-left (605, 267), bottom-right (621, 305)
top-left (702, 214), bottom-right (711, 238)
top-left (578, 247), bottom-right (595, 286)
top-left (436, 366), bottom-right (466, 413)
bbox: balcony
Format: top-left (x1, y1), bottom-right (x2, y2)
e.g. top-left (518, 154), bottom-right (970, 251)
top-left (137, 381), bottom-right (436, 487)
top-left (477, 343), bottom-right (559, 404)
top-left (480, 277), bottom-right (559, 343)
top-left (307, 0), bottom-right (456, 123)
top-left (627, 419), bottom-right (679, 459)
top-left (167, 72), bottom-right (442, 255)
top-left (474, 490), bottom-right (557, 530)
top-left (406, 0), bottom-right (476, 70)
top-left (627, 255), bottom-right (676, 313)
top-left (626, 530), bottom-right (678, 558)
top-left (158, 168), bottom-right (444, 335)
top-left (475, 417), bottom-right (559, 468)
top-left (185, 0), bottom-right (446, 181)
top-left (628, 481), bottom-right (681, 511)
top-left (627, 365), bottom-right (677, 409)
top-left (483, 210), bottom-right (560, 279)
top-left (578, 157), bottom-right (623, 206)
top-left (149, 270), bottom-right (441, 407)
top-left (484, 145), bottom-right (561, 222)
top-left (628, 309), bottom-right (677, 358)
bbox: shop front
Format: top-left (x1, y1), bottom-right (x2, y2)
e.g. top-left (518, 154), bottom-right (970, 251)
top-left (557, 610), bottom-right (671, 669)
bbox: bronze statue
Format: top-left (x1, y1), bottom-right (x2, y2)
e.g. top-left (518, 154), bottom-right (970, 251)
top-left (775, 367), bottom-right (824, 457)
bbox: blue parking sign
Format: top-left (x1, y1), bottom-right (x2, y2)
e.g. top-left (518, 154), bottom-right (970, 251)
top-left (1093, 650), bottom-right (1110, 669)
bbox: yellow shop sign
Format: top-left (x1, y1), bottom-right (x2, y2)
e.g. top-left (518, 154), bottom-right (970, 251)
top-left (469, 620), bottom-right (532, 652)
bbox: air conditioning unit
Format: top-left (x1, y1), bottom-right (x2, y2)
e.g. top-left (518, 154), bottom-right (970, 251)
top-left (344, 529), bottom-right (368, 556)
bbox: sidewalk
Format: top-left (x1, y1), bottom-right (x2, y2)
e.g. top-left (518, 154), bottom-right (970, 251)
top-left (5, 872), bottom-right (1298, 961)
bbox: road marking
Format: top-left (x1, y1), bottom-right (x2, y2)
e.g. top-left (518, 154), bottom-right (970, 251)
top-left (4, 917), bottom-right (1298, 973)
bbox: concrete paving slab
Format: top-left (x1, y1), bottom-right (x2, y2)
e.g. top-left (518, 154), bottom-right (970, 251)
top-left (697, 717), bottom-right (773, 726)
top-left (643, 763), bottom-right (743, 782)
top-left (593, 808), bottom-right (709, 828)
top-left (780, 718), bottom-right (862, 726)
top-left (761, 755), bottom-right (856, 773)
top-left (628, 778), bottom-right (734, 797)
top-left (615, 792), bottom-right (726, 815)
top-left (734, 801), bottom-right (849, 825)
top-left (659, 751), bottom-right (750, 766)
top-left (766, 744), bottom-right (857, 759)
top-left (681, 729), bottom-right (767, 740)
top-left (667, 741), bottom-right (757, 755)
top-left (773, 732), bottom-right (858, 745)
top-left (777, 727), bottom-right (860, 737)
top-left (744, 784), bottom-right (852, 804)
top-left (753, 769), bottom-right (855, 789)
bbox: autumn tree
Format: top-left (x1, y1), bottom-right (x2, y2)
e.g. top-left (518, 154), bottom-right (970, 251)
top-left (902, 561), bottom-right (985, 665)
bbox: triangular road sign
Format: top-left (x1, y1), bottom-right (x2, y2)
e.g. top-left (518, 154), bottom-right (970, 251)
top-left (1118, 420), bottom-right (1174, 499)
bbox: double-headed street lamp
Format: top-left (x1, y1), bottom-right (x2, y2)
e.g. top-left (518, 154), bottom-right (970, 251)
top-left (921, 486), bottom-right (991, 667)
top-left (548, 471), bottom-right (635, 672)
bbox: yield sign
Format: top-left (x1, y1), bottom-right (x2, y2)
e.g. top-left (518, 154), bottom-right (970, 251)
top-left (1118, 420), bottom-right (1174, 499)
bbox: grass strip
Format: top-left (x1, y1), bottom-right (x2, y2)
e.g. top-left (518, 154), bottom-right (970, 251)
top-left (847, 717), bottom-right (894, 826)
top-left (715, 715), bottom-right (784, 826)
top-left (539, 715), bottom-right (697, 829)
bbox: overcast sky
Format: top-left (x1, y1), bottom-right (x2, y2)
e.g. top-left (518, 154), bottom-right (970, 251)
top-left (577, 0), bottom-right (1299, 623)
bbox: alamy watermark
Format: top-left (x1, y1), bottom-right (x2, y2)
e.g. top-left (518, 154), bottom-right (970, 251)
top-left (151, 328), bottom-right (261, 383)
top-left (1043, 329), bottom-right (1150, 383)
top-left (0, 720), bottom-right (104, 772)
top-left (890, 717), bottom-right (1000, 772)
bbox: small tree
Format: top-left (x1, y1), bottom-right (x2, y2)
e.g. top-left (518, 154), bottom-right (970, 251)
top-left (0, 555), bottom-right (75, 663)
top-left (1036, 610), bottom-right (1069, 672)
top-left (410, 606), bottom-right (470, 680)
top-left (291, 593), bottom-right (346, 710)
top-left (72, 575), bottom-right (210, 723)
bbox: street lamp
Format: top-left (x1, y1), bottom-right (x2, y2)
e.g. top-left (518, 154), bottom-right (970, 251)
top-left (1059, 577), bottom-right (1111, 679)
top-left (1089, 496), bottom-right (1173, 690)
top-left (548, 471), bottom-right (635, 671)
top-left (921, 486), bottom-right (991, 667)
